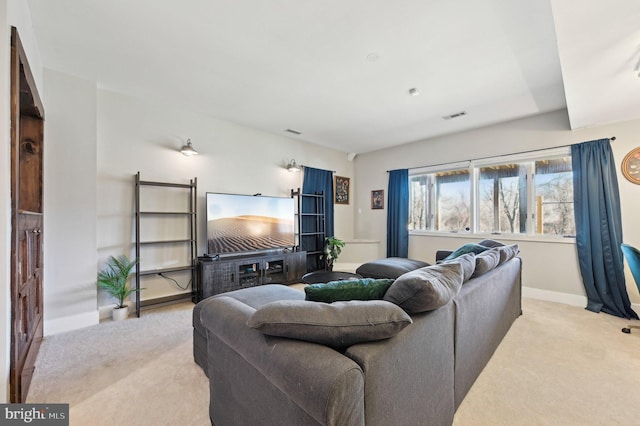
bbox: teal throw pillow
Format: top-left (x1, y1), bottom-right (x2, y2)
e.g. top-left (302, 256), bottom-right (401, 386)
top-left (443, 243), bottom-right (489, 261)
top-left (305, 278), bottom-right (395, 303)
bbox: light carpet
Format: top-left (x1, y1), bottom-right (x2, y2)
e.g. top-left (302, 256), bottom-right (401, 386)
top-left (27, 297), bottom-right (640, 425)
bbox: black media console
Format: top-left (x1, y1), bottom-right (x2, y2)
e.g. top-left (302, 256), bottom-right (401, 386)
top-left (195, 250), bottom-right (307, 301)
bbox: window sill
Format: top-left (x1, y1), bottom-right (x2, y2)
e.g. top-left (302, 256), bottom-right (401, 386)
top-left (408, 231), bottom-right (575, 244)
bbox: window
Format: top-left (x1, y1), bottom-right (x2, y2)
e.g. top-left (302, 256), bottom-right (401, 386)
top-left (477, 164), bottom-right (527, 234)
top-left (409, 151), bottom-right (575, 238)
top-left (534, 158), bottom-right (575, 236)
top-left (410, 167), bottom-right (469, 232)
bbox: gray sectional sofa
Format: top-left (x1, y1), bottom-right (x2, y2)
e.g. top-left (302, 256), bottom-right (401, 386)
top-left (193, 245), bottom-right (522, 425)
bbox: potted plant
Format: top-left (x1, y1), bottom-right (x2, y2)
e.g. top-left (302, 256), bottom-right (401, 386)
top-left (322, 236), bottom-right (345, 271)
top-left (97, 255), bottom-right (140, 321)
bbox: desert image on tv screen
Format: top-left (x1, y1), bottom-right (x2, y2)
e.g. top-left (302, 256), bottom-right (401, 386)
top-left (207, 193), bottom-right (295, 254)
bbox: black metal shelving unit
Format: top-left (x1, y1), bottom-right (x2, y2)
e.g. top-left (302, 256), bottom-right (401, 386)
top-left (134, 172), bottom-right (197, 317)
top-left (291, 188), bottom-right (326, 272)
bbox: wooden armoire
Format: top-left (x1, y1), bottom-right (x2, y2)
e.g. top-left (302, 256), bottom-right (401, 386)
top-left (9, 27), bottom-right (45, 403)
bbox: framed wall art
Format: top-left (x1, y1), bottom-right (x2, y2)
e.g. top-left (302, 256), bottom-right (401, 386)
top-left (334, 176), bottom-right (350, 204)
top-left (371, 189), bottom-right (384, 209)
top-left (621, 146), bottom-right (640, 184)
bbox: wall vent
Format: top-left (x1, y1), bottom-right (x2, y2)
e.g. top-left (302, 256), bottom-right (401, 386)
top-left (285, 128), bottom-right (302, 135)
top-left (442, 111), bottom-right (467, 120)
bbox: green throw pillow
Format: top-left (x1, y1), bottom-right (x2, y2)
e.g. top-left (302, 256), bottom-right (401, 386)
top-left (443, 243), bottom-right (489, 261)
top-left (305, 278), bottom-right (395, 303)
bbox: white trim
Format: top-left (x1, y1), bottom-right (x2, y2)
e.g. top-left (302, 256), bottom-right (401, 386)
top-left (409, 231), bottom-right (575, 244)
top-left (471, 146), bottom-right (571, 167)
top-left (44, 310), bottom-right (99, 336)
top-left (523, 286), bottom-right (587, 307)
top-left (523, 286), bottom-right (640, 312)
top-left (410, 161), bottom-right (470, 175)
top-left (99, 305), bottom-right (115, 320)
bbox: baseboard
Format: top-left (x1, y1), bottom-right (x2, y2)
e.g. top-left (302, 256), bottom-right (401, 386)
top-left (522, 286), bottom-right (587, 307)
top-left (44, 310), bottom-right (99, 336)
top-left (98, 305), bottom-right (114, 320)
top-left (523, 286), bottom-right (640, 312)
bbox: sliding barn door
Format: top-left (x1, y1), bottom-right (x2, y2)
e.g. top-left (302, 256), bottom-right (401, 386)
top-left (10, 27), bottom-right (45, 403)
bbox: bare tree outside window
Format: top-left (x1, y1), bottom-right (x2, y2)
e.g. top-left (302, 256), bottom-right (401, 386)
top-left (409, 176), bottom-right (428, 230)
top-left (435, 172), bottom-right (469, 231)
top-left (478, 164), bottom-right (525, 234)
top-left (409, 170), bottom-right (469, 231)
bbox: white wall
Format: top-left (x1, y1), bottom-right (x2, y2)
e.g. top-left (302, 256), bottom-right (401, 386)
top-left (1, 0), bottom-right (11, 404)
top-left (95, 88), bottom-right (355, 312)
top-left (354, 109), bottom-right (640, 306)
top-left (43, 68), bottom-right (99, 334)
top-left (1, 0), bottom-right (43, 404)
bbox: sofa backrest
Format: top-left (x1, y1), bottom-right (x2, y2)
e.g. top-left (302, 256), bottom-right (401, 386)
top-left (344, 301), bottom-right (456, 426)
top-left (452, 257), bottom-right (522, 407)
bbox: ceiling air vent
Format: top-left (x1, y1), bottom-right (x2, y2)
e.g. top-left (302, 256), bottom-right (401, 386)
top-left (442, 111), bottom-right (467, 120)
top-left (285, 128), bottom-right (302, 135)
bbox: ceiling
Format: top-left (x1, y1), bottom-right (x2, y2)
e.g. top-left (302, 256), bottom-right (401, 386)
top-left (26, 0), bottom-right (640, 154)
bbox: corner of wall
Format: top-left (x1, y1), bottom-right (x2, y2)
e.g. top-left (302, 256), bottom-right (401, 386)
top-left (44, 311), bottom-right (100, 336)
top-left (1, 0), bottom-right (43, 403)
top-left (0, 21), bottom-right (11, 399)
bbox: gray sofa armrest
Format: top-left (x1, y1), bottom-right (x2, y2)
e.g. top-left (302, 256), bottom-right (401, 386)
top-left (435, 250), bottom-right (453, 262)
top-left (201, 294), bottom-right (365, 425)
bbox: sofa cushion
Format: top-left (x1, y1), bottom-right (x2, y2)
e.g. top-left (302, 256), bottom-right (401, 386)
top-left (496, 243), bottom-right (519, 265)
top-left (304, 278), bottom-right (395, 303)
top-left (443, 243), bottom-right (489, 261)
top-left (471, 247), bottom-right (501, 277)
top-left (477, 239), bottom-right (505, 248)
top-left (247, 299), bottom-right (412, 347)
top-left (441, 253), bottom-right (476, 283)
top-left (356, 257), bottom-right (430, 279)
top-left (383, 263), bottom-right (464, 314)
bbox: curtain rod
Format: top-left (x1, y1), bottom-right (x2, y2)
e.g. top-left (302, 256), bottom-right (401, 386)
top-left (387, 136), bottom-right (616, 172)
top-left (300, 165), bottom-right (337, 173)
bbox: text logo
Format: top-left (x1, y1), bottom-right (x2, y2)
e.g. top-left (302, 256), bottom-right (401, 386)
top-left (1, 404), bottom-right (68, 425)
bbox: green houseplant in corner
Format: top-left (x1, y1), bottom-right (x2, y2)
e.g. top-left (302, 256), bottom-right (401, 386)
top-left (322, 236), bottom-right (345, 271)
top-left (97, 255), bottom-right (140, 321)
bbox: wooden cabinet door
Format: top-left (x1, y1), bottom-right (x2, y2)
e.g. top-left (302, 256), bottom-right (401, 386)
top-left (286, 251), bottom-right (307, 283)
top-left (12, 214), bottom-right (44, 402)
top-left (10, 26), bottom-right (45, 403)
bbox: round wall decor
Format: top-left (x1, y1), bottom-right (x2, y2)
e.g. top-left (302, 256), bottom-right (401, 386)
top-left (621, 146), bottom-right (640, 184)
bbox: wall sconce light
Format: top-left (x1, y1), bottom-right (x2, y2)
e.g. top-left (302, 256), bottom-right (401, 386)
top-left (287, 159), bottom-right (302, 172)
top-left (180, 139), bottom-right (199, 156)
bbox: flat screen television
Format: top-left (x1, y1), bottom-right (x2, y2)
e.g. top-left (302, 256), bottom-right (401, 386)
top-left (206, 192), bottom-right (296, 255)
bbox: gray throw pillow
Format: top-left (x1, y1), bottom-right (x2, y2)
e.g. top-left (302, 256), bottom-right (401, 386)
top-left (497, 244), bottom-right (519, 265)
top-left (247, 300), bottom-right (412, 347)
top-left (471, 247), bottom-right (501, 277)
top-left (442, 253), bottom-right (476, 283)
top-left (477, 239), bottom-right (505, 248)
top-left (383, 263), bottom-right (464, 314)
